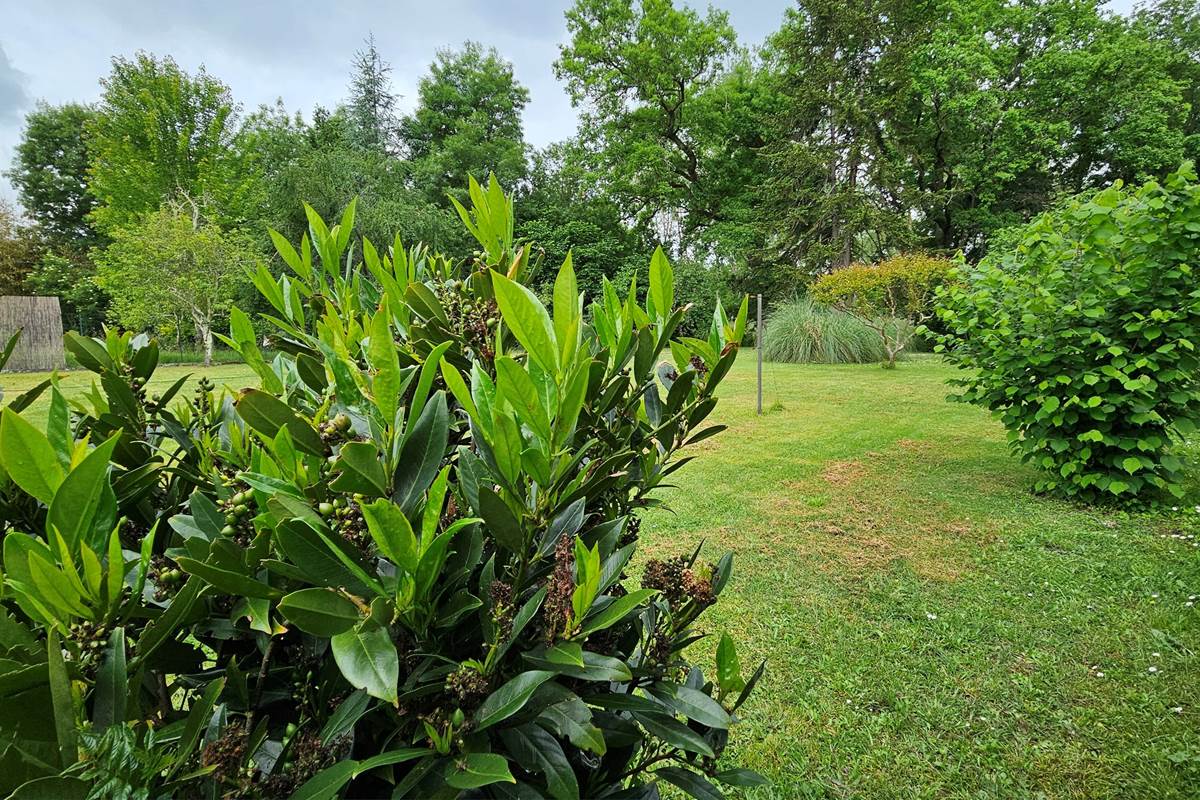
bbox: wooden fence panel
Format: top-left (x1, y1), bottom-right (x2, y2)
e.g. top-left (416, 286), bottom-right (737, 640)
top-left (0, 296), bottom-right (65, 372)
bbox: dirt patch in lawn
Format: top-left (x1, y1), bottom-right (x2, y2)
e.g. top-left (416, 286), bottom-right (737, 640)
top-left (822, 459), bottom-right (866, 486)
top-left (755, 450), bottom-right (988, 582)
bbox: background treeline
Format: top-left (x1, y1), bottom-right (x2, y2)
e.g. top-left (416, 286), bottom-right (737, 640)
top-left (0, 0), bottom-right (1196, 354)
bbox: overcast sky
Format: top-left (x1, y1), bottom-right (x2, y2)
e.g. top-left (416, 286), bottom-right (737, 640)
top-left (0, 0), bottom-right (1140, 206)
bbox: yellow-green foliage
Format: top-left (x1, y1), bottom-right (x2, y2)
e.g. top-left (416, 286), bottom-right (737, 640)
top-left (810, 253), bottom-right (951, 321)
top-left (810, 254), bottom-right (951, 367)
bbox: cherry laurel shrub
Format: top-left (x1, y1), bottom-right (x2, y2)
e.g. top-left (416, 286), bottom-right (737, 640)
top-left (933, 163), bottom-right (1200, 503)
top-left (0, 178), bottom-right (765, 799)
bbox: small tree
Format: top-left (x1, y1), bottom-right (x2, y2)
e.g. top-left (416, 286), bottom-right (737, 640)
top-left (810, 253), bottom-right (951, 367)
top-left (95, 198), bottom-right (253, 364)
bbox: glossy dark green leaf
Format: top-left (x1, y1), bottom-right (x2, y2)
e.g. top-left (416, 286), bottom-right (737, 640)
top-left (279, 588), bottom-right (362, 636)
top-left (475, 670), bottom-right (555, 732)
top-left (330, 440), bottom-right (388, 496)
top-left (479, 487), bottom-right (524, 552)
top-left (331, 619), bottom-right (398, 704)
top-left (93, 627), bottom-right (126, 731)
top-left (655, 767), bottom-right (723, 800)
top-left (393, 391), bottom-right (448, 516)
top-left (235, 388), bottom-right (326, 456)
top-left (47, 433), bottom-right (119, 554)
top-left (446, 752), bottom-right (516, 790)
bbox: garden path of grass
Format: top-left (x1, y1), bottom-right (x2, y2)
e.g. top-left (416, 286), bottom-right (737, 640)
top-left (3, 356), bottom-right (1198, 798)
top-left (644, 357), bottom-right (1200, 799)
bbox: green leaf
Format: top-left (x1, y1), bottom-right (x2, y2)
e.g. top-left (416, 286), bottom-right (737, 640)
top-left (330, 441), bottom-right (388, 497)
top-left (289, 749), bottom-right (429, 800)
top-left (279, 588), bottom-right (362, 636)
top-left (0, 408), bottom-right (63, 505)
top-left (475, 670), bottom-right (555, 732)
top-left (175, 557), bottom-right (282, 600)
top-left (361, 499), bottom-right (418, 574)
top-left (235, 389), bottom-right (326, 457)
top-left (93, 627), bottom-right (126, 731)
top-left (496, 356), bottom-right (552, 444)
top-left (633, 711), bottom-right (715, 757)
top-left (714, 768), bottom-right (768, 788)
top-left (46, 629), bottom-right (77, 768)
top-left (446, 753), bottom-right (516, 790)
top-left (498, 724), bottom-right (579, 800)
top-left (169, 677), bottom-right (225, 778)
top-left (478, 487), bottom-right (524, 553)
top-left (368, 304), bottom-right (403, 423)
top-left (4, 777), bottom-right (90, 800)
top-left (48, 433), bottom-right (119, 554)
top-left (655, 767), bottom-right (723, 800)
top-left (492, 270), bottom-right (559, 375)
top-left (393, 392), bottom-right (448, 516)
top-left (1121, 456), bottom-right (1142, 474)
top-left (275, 520), bottom-right (370, 594)
top-left (553, 252), bottom-right (580, 361)
top-left (574, 589), bottom-right (656, 638)
top-left (331, 619), bottom-right (398, 704)
top-left (715, 633), bottom-right (744, 695)
top-left (648, 245), bottom-right (675, 323)
top-left (650, 683), bottom-right (731, 729)
top-left (320, 690), bottom-right (372, 746)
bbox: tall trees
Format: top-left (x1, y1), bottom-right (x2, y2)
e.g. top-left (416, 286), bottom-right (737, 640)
top-left (7, 102), bottom-right (97, 245)
top-left (763, 0), bottom-right (914, 276)
top-left (400, 42), bottom-right (530, 202)
top-left (7, 101), bottom-right (108, 331)
top-left (347, 34), bottom-right (399, 153)
top-left (87, 53), bottom-right (243, 230)
top-left (555, 0), bottom-right (738, 242)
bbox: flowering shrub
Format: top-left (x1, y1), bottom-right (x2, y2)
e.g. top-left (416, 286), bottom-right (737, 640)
top-left (0, 177), bottom-right (763, 798)
top-left (933, 164), bottom-right (1200, 503)
top-left (809, 253), bottom-right (951, 368)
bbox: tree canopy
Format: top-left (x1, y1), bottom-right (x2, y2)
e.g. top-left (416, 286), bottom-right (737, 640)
top-left (5, 0), bottom-right (1199, 347)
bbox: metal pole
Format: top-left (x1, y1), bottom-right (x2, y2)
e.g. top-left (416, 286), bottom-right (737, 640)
top-left (756, 293), bottom-right (763, 415)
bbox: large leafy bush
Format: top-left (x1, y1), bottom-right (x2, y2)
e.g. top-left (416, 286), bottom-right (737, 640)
top-left (933, 164), bottom-right (1200, 503)
top-left (0, 177), bottom-right (763, 799)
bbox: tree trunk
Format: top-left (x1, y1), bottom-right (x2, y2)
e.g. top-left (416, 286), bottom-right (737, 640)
top-left (193, 312), bottom-right (213, 367)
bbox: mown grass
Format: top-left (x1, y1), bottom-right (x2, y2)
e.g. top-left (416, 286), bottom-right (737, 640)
top-left (3, 355), bottom-right (1197, 798)
top-left (644, 356), bottom-right (1200, 799)
top-left (1, 362), bottom-right (258, 429)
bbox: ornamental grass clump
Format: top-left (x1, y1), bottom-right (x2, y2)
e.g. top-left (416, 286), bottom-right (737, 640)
top-left (761, 296), bottom-right (885, 364)
top-left (934, 163), bottom-right (1200, 504)
top-left (0, 176), bottom-right (764, 799)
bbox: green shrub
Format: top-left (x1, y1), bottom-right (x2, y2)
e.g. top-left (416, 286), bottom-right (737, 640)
top-left (0, 177), bottom-right (765, 798)
top-left (762, 296), bottom-right (885, 364)
top-left (810, 253), bottom-right (952, 368)
top-left (933, 163), bottom-right (1200, 503)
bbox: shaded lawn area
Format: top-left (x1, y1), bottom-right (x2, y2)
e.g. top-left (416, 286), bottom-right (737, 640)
top-left (643, 356), bottom-right (1200, 799)
top-left (3, 355), bottom-right (1198, 798)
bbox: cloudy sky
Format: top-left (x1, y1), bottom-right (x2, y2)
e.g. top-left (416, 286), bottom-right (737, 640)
top-left (0, 0), bottom-right (795, 203)
top-left (0, 0), bottom-right (1140, 205)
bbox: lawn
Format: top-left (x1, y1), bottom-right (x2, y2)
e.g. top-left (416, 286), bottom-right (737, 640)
top-left (1, 362), bottom-right (258, 429)
top-left (3, 355), bottom-right (1198, 798)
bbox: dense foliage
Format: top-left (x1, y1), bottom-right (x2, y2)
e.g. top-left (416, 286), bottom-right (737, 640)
top-left (933, 164), bottom-right (1200, 504)
top-left (810, 254), bottom-right (950, 368)
top-left (5, 0), bottom-right (1197, 344)
top-left (0, 180), bottom-right (764, 798)
top-left (762, 297), bottom-right (888, 365)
